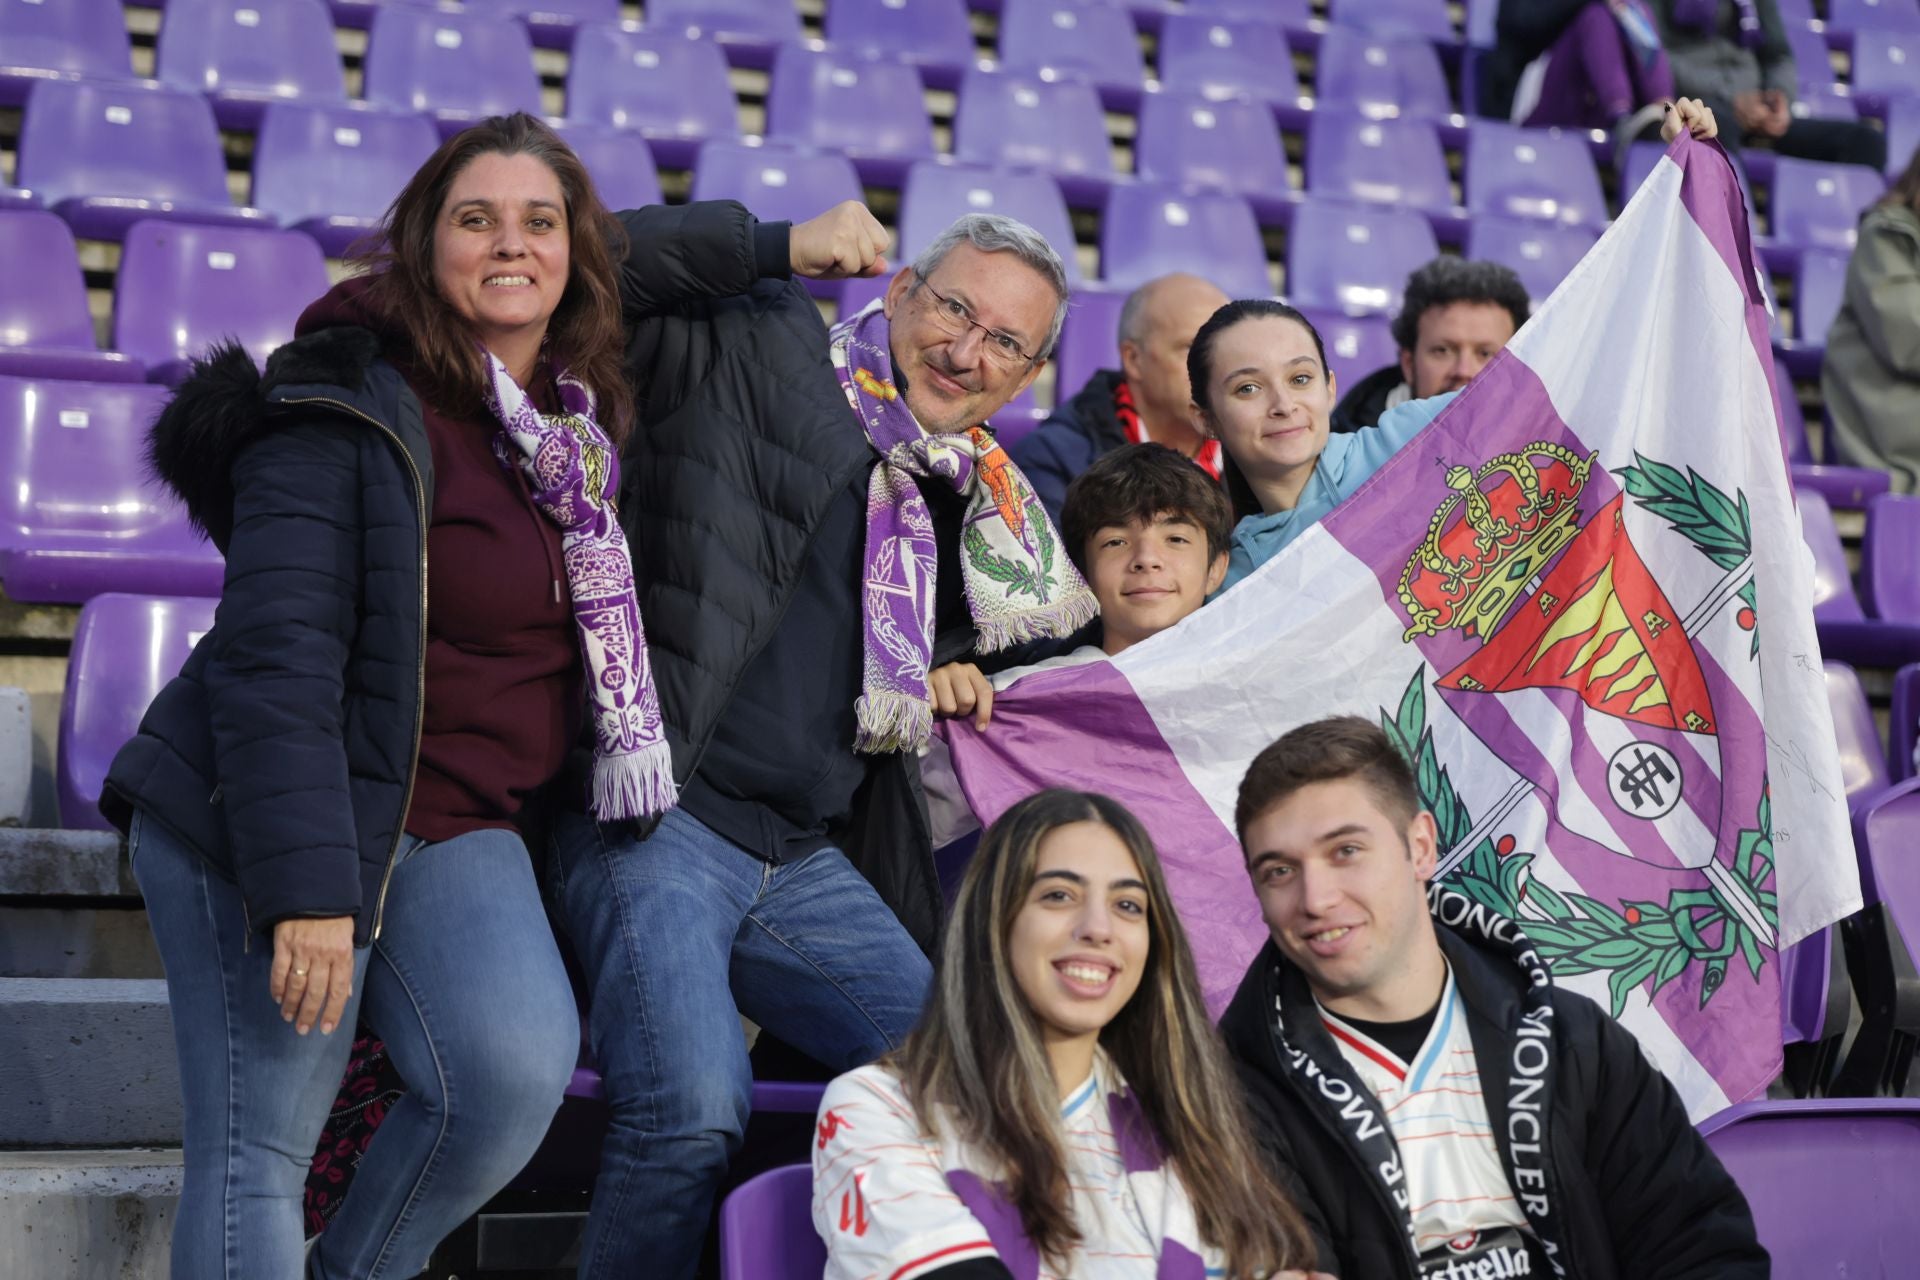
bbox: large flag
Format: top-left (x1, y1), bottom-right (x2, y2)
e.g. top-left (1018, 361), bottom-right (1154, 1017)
top-left (941, 135), bottom-right (1859, 1119)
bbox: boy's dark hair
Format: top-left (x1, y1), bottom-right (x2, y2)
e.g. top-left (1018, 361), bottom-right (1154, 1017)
top-left (1235, 716), bottom-right (1420, 844)
top-left (1060, 443), bottom-right (1234, 575)
top-left (1390, 257), bottom-right (1532, 353)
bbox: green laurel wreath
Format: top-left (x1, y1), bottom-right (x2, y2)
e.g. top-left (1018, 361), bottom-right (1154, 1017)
top-left (1616, 454), bottom-right (1759, 658)
top-left (1383, 669), bottom-right (1778, 1016)
top-left (962, 506), bottom-right (1058, 604)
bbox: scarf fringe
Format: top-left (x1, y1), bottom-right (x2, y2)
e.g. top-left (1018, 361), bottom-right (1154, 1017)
top-left (854, 691), bottom-right (936, 755)
top-left (972, 590), bottom-right (1100, 655)
top-left (591, 742), bottom-right (680, 821)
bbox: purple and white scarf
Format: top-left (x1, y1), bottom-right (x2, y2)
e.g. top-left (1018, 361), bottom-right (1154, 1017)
top-left (482, 352), bottom-right (676, 820)
top-left (830, 301), bottom-right (1096, 755)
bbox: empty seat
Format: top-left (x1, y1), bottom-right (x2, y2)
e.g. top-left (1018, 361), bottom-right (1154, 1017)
top-left (551, 124), bottom-right (663, 211)
top-left (17, 79), bottom-right (268, 240)
top-left (1783, 377), bottom-right (1893, 510)
top-left (1134, 92), bottom-right (1294, 223)
top-left (1285, 196), bottom-right (1440, 314)
top-left (1895, 663), bottom-right (1920, 783)
top-left (1828, 0), bottom-right (1920, 35)
top-left (1865, 494), bottom-right (1920, 624)
top-left (0, 187), bottom-right (37, 210)
top-left (1100, 185), bottom-right (1270, 298)
top-left (951, 69), bottom-right (1115, 207)
top-left (719, 1165), bottom-right (821, 1280)
top-left (1829, 661), bottom-right (1894, 801)
top-left (1802, 490), bottom-right (1866, 622)
top-left (1053, 288), bottom-right (1127, 396)
top-left (456, 0), bottom-right (622, 50)
top-left (1784, 22), bottom-right (1839, 101)
top-left (1184, 0), bottom-right (1315, 34)
top-left (1885, 95), bottom-right (1920, 182)
top-left (822, 0), bottom-right (975, 90)
top-left (252, 102), bottom-right (440, 258)
top-left (0, 211), bottom-right (142, 382)
top-left (1464, 213), bottom-right (1596, 308)
top-left (566, 27), bottom-right (740, 170)
top-left (646, 0), bottom-right (802, 69)
top-left (1775, 247), bottom-right (1848, 377)
top-left (0, 376), bottom-right (223, 603)
top-left (1848, 27), bottom-right (1920, 116)
top-left (997, 0), bottom-right (1146, 109)
top-left (764, 44), bottom-right (935, 187)
top-left (0, 0), bottom-right (132, 106)
top-left (1770, 157), bottom-right (1887, 253)
top-left (1156, 14), bottom-right (1303, 114)
top-left (1295, 306), bottom-right (1397, 392)
top-left (155, 0), bottom-right (346, 130)
top-left (1305, 109), bottom-right (1451, 214)
top-left (113, 220), bottom-right (330, 386)
top-left (896, 161), bottom-right (1081, 283)
top-left (1315, 25), bottom-right (1455, 120)
top-left (362, 5), bottom-right (541, 139)
top-left (1465, 121), bottom-right (1607, 229)
top-left (688, 140), bottom-right (864, 227)
top-left (58, 593), bottom-right (218, 830)
top-left (1327, 0), bottom-right (1457, 43)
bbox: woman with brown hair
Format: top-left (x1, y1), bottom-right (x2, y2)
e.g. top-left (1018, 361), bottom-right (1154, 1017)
top-left (102, 113), bottom-right (662, 1277)
top-left (1824, 143), bottom-right (1920, 493)
top-left (811, 788), bottom-right (1331, 1279)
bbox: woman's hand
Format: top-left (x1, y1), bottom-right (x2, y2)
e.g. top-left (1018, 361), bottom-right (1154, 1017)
top-left (928, 662), bottom-right (995, 730)
top-left (1663, 97), bottom-right (1721, 143)
top-left (791, 201), bottom-right (891, 280)
top-left (271, 916), bottom-right (356, 1036)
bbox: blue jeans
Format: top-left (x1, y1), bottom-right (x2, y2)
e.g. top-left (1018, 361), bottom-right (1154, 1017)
top-left (132, 813), bottom-right (579, 1279)
top-left (548, 805), bottom-right (934, 1279)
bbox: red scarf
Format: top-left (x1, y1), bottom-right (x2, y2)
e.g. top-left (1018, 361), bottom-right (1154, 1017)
top-left (1115, 378), bottom-right (1221, 479)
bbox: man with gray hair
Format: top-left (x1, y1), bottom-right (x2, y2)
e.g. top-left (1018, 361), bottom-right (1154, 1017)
top-left (1012, 272), bottom-right (1230, 524)
top-left (547, 200), bottom-right (1089, 1277)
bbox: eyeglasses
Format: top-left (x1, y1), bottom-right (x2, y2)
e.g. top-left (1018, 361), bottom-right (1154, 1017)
top-left (912, 274), bottom-right (1040, 370)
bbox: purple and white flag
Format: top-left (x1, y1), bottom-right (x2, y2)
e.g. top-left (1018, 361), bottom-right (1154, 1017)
top-left (940, 136), bottom-right (1859, 1118)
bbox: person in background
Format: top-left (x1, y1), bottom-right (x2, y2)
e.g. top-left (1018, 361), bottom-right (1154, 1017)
top-left (813, 788), bottom-right (1332, 1279)
top-left (1012, 273), bottom-right (1230, 525)
top-left (1824, 143), bottom-right (1920, 492)
top-left (1505, 1), bottom-right (1679, 149)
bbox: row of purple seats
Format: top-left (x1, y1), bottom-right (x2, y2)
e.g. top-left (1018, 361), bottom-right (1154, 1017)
top-left (1803, 491), bottom-right (1920, 666)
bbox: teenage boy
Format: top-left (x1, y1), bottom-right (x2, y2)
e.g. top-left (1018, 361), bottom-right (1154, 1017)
top-left (1221, 716), bottom-right (1767, 1280)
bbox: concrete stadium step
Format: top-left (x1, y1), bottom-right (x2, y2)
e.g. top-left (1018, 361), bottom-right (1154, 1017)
top-left (0, 978), bottom-right (179, 1148)
top-left (0, 1149), bottom-right (178, 1280)
top-left (0, 826), bottom-right (159, 980)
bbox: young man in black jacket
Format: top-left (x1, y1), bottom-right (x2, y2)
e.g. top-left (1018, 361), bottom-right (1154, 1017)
top-left (1221, 716), bottom-right (1767, 1280)
top-left (548, 200), bottom-right (1084, 1278)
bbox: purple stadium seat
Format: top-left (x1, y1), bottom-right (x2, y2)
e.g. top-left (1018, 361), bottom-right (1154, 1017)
top-left (823, 0), bottom-right (976, 90)
top-left (58, 593), bottom-right (217, 830)
top-left (1327, 0), bottom-right (1456, 44)
top-left (719, 1164), bottom-right (823, 1280)
top-left (16, 80), bottom-right (268, 241)
top-left (1134, 91), bottom-right (1294, 225)
top-left (1784, 23), bottom-right (1838, 100)
top-left (551, 123), bottom-right (663, 211)
top-left (0, 211), bottom-right (143, 382)
top-left (951, 69), bottom-right (1115, 208)
top-left (1885, 95), bottom-right (1920, 181)
top-left (1801, 490), bottom-right (1865, 622)
top-left (457, 0), bottom-right (622, 51)
top-left (895, 161), bottom-right (1081, 284)
top-left (1295, 306), bottom-right (1397, 392)
top-left (0, 376), bottom-right (223, 604)
top-left (1465, 122), bottom-right (1607, 229)
top-left (997, 0), bottom-right (1145, 110)
top-left (1769, 157), bottom-right (1887, 253)
top-left (252, 102), bottom-right (440, 258)
top-left (765, 44), bottom-right (935, 187)
top-left (565, 26), bottom-right (740, 169)
top-left (1183, 0), bottom-right (1315, 33)
top-left (833, 274), bottom-right (890, 321)
top-left (1774, 247), bottom-right (1848, 378)
top-left (646, 0), bottom-right (803, 70)
top-left (1464, 213), bottom-right (1597, 308)
top-left (1894, 663), bottom-right (1920, 782)
top-left (1155, 14), bottom-right (1304, 120)
top-left (1697, 1099), bottom-right (1920, 1272)
top-left (1314, 25), bottom-right (1455, 121)
top-left (1836, 778), bottom-right (1920, 1095)
top-left (1864, 494), bottom-right (1920, 624)
top-left (0, 187), bottom-right (37, 210)
top-left (154, 0), bottom-right (346, 130)
top-left (1054, 288), bottom-right (1127, 395)
top-left (1285, 196), bottom-right (1440, 314)
top-left (114, 220), bottom-right (329, 387)
top-left (1778, 927), bottom-right (1844, 1050)
top-left (362, 5), bottom-right (541, 139)
top-left (0, 0), bottom-right (132, 106)
top-left (1828, 0), bottom-right (1920, 37)
top-left (1773, 383), bottom-right (1886, 511)
top-left (1100, 185), bottom-right (1270, 298)
top-left (989, 383), bottom-right (1048, 448)
top-left (1305, 109), bottom-right (1452, 215)
top-left (1828, 661), bottom-right (1893, 802)
top-left (1848, 28), bottom-right (1920, 116)
top-left (688, 140), bottom-right (863, 230)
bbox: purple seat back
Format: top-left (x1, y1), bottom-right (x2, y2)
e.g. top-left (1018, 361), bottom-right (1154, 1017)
top-left (1849, 28), bottom-right (1920, 111)
top-left (17, 79), bottom-right (234, 215)
top-left (823, 0), bottom-right (976, 74)
top-left (1885, 95), bottom-right (1920, 182)
top-left (1100, 185), bottom-right (1270, 298)
top-left (896, 161), bottom-right (1080, 284)
top-left (565, 26), bottom-right (740, 167)
top-left (1464, 213), bottom-right (1596, 308)
top-left (252, 102), bottom-right (441, 255)
top-left (997, 0), bottom-right (1145, 97)
top-left (1464, 0), bottom-right (1496, 46)
top-left (834, 275), bottom-right (891, 321)
top-left (1697, 1098), bottom-right (1920, 1274)
top-left (765, 44), bottom-right (935, 166)
top-left (551, 124), bottom-right (663, 211)
top-left (1778, 929), bottom-right (1835, 1044)
top-left (1777, 377), bottom-right (1812, 462)
top-left (1327, 0), bottom-right (1457, 42)
top-left (156, 0), bottom-right (346, 127)
top-left (688, 141), bottom-right (863, 225)
top-left (647, 0), bottom-right (803, 56)
top-left (1466, 122), bottom-right (1607, 228)
top-left (1184, 0), bottom-right (1315, 33)
top-left (1314, 25), bottom-right (1454, 119)
top-left (1770, 157), bottom-right (1887, 253)
top-left (1827, 0), bottom-right (1920, 33)
top-left (1826, 661), bottom-right (1892, 803)
top-left (1864, 494), bottom-right (1920, 624)
top-left (718, 1164), bottom-right (823, 1280)
top-left (1156, 14), bottom-right (1300, 107)
top-left (1784, 23), bottom-right (1836, 98)
top-left (460, 0), bottom-right (621, 46)
top-left (952, 69), bottom-right (1114, 182)
top-left (0, 0), bottom-right (132, 104)
top-left (1799, 491), bottom-right (1866, 622)
top-left (1134, 91), bottom-right (1290, 202)
top-left (1285, 196), bottom-right (1441, 314)
top-left (1296, 306), bottom-right (1398, 392)
top-left (1893, 663), bottom-right (1920, 783)
top-left (1793, 248), bottom-right (1847, 346)
top-left (1054, 288), bottom-right (1127, 395)
top-left (1305, 109), bottom-right (1451, 212)
top-left (362, 6), bottom-right (541, 127)
top-left (114, 220), bottom-right (329, 381)
top-left (58, 593), bottom-right (217, 830)
top-left (0, 210), bottom-right (103, 352)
